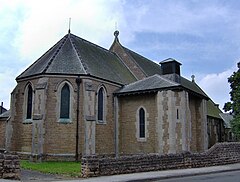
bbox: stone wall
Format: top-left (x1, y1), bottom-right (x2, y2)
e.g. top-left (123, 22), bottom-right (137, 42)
top-left (0, 119), bottom-right (6, 149)
top-left (81, 142), bottom-right (240, 177)
top-left (0, 152), bottom-right (20, 180)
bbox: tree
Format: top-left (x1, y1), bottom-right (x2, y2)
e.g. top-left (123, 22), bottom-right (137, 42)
top-left (224, 62), bottom-right (240, 138)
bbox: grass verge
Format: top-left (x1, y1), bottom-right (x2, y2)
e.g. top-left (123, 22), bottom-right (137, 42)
top-left (20, 160), bottom-right (81, 177)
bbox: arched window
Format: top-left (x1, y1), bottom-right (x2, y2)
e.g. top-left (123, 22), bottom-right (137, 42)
top-left (60, 83), bottom-right (70, 119)
top-left (97, 86), bottom-right (107, 123)
top-left (139, 108), bottom-right (145, 138)
top-left (26, 85), bottom-right (33, 119)
top-left (98, 87), bottom-right (104, 121)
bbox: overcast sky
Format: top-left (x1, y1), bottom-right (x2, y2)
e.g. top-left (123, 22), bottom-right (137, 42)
top-left (0, 0), bottom-right (239, 110)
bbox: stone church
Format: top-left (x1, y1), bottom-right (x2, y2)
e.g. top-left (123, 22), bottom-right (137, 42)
top-left (5, 30), bottom-right (210, 160)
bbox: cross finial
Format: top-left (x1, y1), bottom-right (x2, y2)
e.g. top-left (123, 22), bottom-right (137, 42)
top-left (114, 30), bottom-right (119, 37)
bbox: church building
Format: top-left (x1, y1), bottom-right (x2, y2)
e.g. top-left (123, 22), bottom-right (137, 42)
top-left (5, 30), bottom-right (209, 160)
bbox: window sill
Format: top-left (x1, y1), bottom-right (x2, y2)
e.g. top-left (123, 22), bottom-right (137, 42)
top-left (23, 119), bottom-right (32, 124)
top-left (137, 138), bottom-right (147, 142)
top-left (97, 120), bottom-right (107, 125)
top-left (58, 118), bottom-right (72, 124)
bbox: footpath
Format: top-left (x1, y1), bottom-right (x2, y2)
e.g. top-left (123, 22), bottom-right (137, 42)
top-left (59, 163), bottom-right (240, 182)
top-left (1, 163), bottom-right (240, 182)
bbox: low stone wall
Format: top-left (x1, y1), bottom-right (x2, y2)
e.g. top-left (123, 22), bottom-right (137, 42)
top-left (0, 152), bottom-right (20, 180)
top-left (81, 142), bottom-right (240, 177)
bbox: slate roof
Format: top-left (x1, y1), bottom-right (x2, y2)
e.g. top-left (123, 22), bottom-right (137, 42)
top-left (0, 110), bottom-right (10, 118)
top-left (17, 33), bottom-right (136, 85)
top-left (0, 106), bottom-right (7, 114)
top-left (207, 100), bottom-right (222, 119)
top-left (219, 113), bottom-right (233, 128)
top-left (116, 74), bottom-right (180, 95)
top-left (123, 47), bottom-right (162, 76)
top-left (180, 77), bottom-right (208, 98)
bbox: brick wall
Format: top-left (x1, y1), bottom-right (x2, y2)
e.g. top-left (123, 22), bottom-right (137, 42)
top-left (110, 39), bottom-right (146, 80)
top-left (118, 94), bottom-right (158, 154)
top-left (8, 75), bottom-right (120, 158)
top-left (81, 142), bottom-right (240, 177)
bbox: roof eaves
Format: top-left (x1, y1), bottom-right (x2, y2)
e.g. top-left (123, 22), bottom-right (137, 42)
top-left (181, 85), bottom-right (209, 100)
top-left (115, 85), bottom-right (181, 96)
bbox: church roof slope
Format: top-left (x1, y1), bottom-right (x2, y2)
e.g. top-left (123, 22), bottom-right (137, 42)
top-left (17, 33), bottom-right (136, 85)
top-left (180, 77), bottom-right (209, 98)
top-left (207, 99), bottom-right (222, 119)
top-left (123, 47), bottom-right (162, 76)
top-left (116, 74), bottom-right (180, 95)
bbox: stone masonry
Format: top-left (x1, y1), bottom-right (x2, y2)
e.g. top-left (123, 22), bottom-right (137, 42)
top-left (0, 152), bottom-right (20, 180)
top-left (82, 142), bottom-right (240, 177)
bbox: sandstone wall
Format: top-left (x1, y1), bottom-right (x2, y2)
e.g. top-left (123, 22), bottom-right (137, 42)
top-left (82, 142), bottom-right (240, 177)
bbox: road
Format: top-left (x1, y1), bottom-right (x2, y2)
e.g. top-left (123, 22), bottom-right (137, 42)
top-left (156, 170), bottom-right (240, 182)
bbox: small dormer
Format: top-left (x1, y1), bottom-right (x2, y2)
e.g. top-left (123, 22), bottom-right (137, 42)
top-left (160, 58), bottom-right (182, 83)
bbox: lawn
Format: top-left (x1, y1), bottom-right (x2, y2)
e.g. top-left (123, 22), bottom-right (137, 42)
top-left (20, 160), bottom-right (81, 177)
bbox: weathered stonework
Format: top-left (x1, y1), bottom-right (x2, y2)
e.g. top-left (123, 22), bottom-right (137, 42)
top-left (82, 142), bottom-right (240, 178)
top-left (6, 75), bottom-right (121, 160)
top-left (0, 152), bottom-right (20, 180)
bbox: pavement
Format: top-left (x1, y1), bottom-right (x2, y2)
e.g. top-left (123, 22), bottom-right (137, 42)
top-left (1, 163), bottom-right (240, 182)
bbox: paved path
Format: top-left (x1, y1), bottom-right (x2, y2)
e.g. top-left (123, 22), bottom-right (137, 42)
top-left (20, 169), bottom-right (74, 181)
top-left (1, 163), bottom-right (240, 182)
top-left (55, 163), bottom-right (240, 182)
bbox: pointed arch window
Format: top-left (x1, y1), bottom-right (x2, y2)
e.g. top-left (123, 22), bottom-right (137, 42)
top-left (26, 85), bottom-right (33, 119)
top-left (60, 83), bottom-right (70, 119)
top-left (139, 108), bottom-right (145, 138)
top-left (97, 86), bottom-right (107, 123)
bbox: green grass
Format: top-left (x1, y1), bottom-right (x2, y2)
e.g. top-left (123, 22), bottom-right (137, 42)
top-left (20, 160), bottom-right (81, 177)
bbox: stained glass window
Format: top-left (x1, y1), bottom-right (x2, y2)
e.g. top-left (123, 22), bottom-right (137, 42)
top-left (60, 84), bottom-right (70, 119)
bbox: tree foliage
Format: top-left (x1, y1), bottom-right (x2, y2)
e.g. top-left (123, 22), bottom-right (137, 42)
top-left (224, 62), bottom-right (240, 138)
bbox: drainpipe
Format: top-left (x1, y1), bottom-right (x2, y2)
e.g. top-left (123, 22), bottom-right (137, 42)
top-left (114, 96), bottom-right (119, 158)
top-left (75, 76), bottom-right (81, 161)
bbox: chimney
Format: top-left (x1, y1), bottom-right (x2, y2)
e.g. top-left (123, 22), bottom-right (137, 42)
top-left (160, 58), bottom-right (182, 83)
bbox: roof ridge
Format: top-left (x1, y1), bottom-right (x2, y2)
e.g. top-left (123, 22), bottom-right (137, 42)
top-left (69, 34), bottom-right (87, 74)
top-left (70, 33), bottom-right (118, 58)
top-left (123, 74), bottom-right (159, 87)
top-left (157, 74), bottom-right (180, 86)
top-left (42, 35), bottom-right (68, 73)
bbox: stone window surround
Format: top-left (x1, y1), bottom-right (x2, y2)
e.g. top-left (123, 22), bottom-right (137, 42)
top-left (96, 85), bottom-right (107, 124)
top-left (135, 106), bottom-right (149, 142)
top-left (56, 80), bottom-right (74, 123)
top-left (22, 82), bottom-right (34, 124)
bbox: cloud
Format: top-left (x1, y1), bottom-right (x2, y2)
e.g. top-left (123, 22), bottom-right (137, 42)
top-left (14, 0), bottom-right (125, 62)
top-left (198, 66), bottom-right (237, 110)
top-left (0, 0), bottom-right (239, 111)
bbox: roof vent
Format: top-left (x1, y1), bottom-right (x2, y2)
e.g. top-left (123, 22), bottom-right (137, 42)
top-left (160, 58), bottom-right (182, 83)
